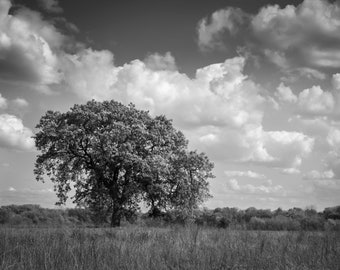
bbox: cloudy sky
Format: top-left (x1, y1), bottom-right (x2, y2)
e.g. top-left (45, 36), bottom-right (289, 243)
top-left (0, 0), bottom-right (340, 210)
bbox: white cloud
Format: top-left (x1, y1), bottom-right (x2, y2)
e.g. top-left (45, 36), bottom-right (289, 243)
top-left (275, 83), bottom-right (297, 103)
top-left (252, 0), bottom-right (340, 69)
top-left (263, 130), bottom-right (314, 168)
top-left (226, 178), bottom-right (284, 195)
top-left (199, 133), bottom-right (218, 145)
top-left (0, 114), bottom-right (35, 150)
top-left (313, 179), bottom-right (340, 189)
top-left (228, 178), bottom-right (241, 191)
top-left (0, 3), bottom-right (287, 167)
top-left (303, 170), bottom-right (335, 180)
top-left (144, 52), bottom-right (177, 71)
top-left (264, 50), bottom-right (289, 70)
top-left (333, 73), bottom-right (340, 90)
top-left (197, 0), bottom-right (340, 75)
top-left (0, 0), bottom-right (64, 92)
top-left (224, 170), bottom-right (266, 179)
top-left (0, 0), bottom-right (324, 176)
top-left (63, 52), bottom-right (313, 169)
top-left (0, 93), bottom-right (7, 109)
top-left (12, 98), bottom-right (29, 108)
top-left (242, 126), bottom-right (274, 163)
top-left (327, 127), bottom-right (340, 149)
top-left (62, 48), bottom-right (118, 101)
top-left (282, 168), bottom-right (301, 175)
top-left (197, 7), bottom-right (247, 51)
top-left (62, 54), bottom-right (267, 132)
top-left (326, 127), bottom-right (340, 178)
top-left (298, 86), bottom-right (335, 114)
top-left (8, 186), bottom-right (16, 192)
top-left (289, 116), bottom-right (331, 139)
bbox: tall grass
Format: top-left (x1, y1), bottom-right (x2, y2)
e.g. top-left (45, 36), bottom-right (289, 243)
top-left (0, 226), bottom-right (339, 270)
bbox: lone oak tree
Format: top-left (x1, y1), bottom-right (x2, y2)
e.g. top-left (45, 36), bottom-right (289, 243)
top-left (34, 100), bottom-right (214, 226)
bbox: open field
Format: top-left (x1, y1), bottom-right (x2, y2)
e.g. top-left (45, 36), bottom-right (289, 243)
top-left (0, 226), bottom-right (339, 270)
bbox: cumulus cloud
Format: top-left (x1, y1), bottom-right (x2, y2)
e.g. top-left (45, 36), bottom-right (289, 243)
top-left (0, 95), bottom-right (29, 115)
top-left (62, 54), bottom-right (266, 129)
top-left (303, 170), bottom-right (335, 180)
top-left (144, 52), bottom-right (177, 71)
top-left (226, 178), bottom-right (284, 195)
top-left (333, 74), bottom-right (340, 90)
top-left (313, 179), bottom-right (340, 189)
top-left (61, 48), bottom-right (118, 101)
top-left (0, 0), bottom-right (322, 177)
top-left (297, 86), bottom-right (334, 114)
top-left (3, 3), bottom-right (298, 167)
top-left (275, 83), bottom-right (338, 117)
top-left (262, 130), bottom-right (314, 168)
top-left (224, 170), bottom-right (266, 179)
top-left (275, 83), bottom-right (297, 103)
top-left (0, 93), bottom-right (7, 109)
top-left (253, 0), bottom-right (340, 70)
top-left (0, 0), bottom-right (65, 92)
top-left (60, 48), bottom-right (316, 169)
top-left (197, 7), bottom-right (248, 51)
top-left (282, 168), bottom-right (301, 175)
top-left (201, 126), bottom-right (312, 169)
top-left (8, 97), bottom-right (29, 116)
top-left (197, 0), bottom-right (340, 76)
top-left (327, 127), bottom-right (340, 149)
top-left (11, 98), bottom-right (29, 108)
top-left (0, 114), bottom-right (35, 150)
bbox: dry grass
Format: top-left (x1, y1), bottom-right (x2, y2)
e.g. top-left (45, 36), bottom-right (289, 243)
top-left (0, 226), bottom-right (339, 270)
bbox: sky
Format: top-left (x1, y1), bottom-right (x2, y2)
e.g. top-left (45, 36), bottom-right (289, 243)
top-left (0, 0), bottom-right (340, 210)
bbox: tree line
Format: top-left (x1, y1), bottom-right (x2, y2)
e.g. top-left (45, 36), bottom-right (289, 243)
top-left (0, 204), bottom-right (339, 231)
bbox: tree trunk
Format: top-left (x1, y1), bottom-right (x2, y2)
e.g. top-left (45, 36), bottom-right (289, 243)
top-left (111, 205), bottom-right (122, 227)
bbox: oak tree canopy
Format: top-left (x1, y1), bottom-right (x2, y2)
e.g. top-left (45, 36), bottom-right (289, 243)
top-left (34, 100), bottom-right (214, 226)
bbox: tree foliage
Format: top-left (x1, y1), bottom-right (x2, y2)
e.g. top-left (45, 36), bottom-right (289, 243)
top-left (34, 100), bottom-right (214, 226)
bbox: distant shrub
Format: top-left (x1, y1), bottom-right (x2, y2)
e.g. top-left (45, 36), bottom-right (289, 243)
top-left (266, 216), bottom-right (301, 231)
top-left (216, 216), bottom-right (231, 228)
top-left (0, 208), bottom-right (10, 224)
top-left (324, 219), bottom-right (340, 231)
top-left (247, 216), bottom-right (301, 231)
top-left (300, 216), bottom-right (324, 231)
top-left (323, 206), bottom-right (340, 220)
top-left (163, 210), bottom-right (189, 225)
top-left (249, 217), bottom-right (268, 230)
top-left (67, 208), bottom-right (92, 223)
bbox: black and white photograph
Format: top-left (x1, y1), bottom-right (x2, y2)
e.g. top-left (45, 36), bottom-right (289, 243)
top-left (0, 0), bottom-right (340, 269)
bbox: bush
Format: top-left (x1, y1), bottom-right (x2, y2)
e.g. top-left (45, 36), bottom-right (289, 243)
top-left (216, 216), bottom-right (230, 228)
top-left (300, 216), bottom-right (324, 231)
top-left (266, 216), bottom-right (300, 231)
top-left (0, 208), bottom-right (10, 224)
top-left (247, 216), bottom-right (301, 231)
top-left (67, 208), bottom-right (92, 223)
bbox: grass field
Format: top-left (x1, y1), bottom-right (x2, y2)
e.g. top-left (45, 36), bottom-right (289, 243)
top-left (0, 226), bottom-right (339, 270)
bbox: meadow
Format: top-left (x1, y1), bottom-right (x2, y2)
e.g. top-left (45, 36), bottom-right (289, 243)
top-left (1, 226), bottom-right (339, 270)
